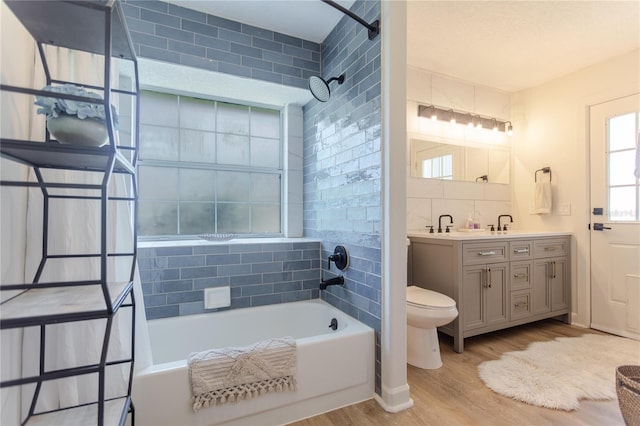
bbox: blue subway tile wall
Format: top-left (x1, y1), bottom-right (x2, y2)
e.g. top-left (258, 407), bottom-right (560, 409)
top-left (123, 0), bottom-right (320, 89)
top-left (302, 0), bottom-right (382, 395)
top-left (138, 241), bottom-right (321, 320)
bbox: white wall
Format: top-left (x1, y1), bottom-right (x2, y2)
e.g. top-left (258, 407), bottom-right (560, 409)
top-left (1, 2), bottom-right (34, 423)
top-left (511, 49), bottom-right (640, 327)
top-left (406, 66), bottom-right (512, 231)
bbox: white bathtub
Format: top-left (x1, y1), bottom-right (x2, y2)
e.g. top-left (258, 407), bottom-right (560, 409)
top-left (133, 299), bottom-right (375, 425)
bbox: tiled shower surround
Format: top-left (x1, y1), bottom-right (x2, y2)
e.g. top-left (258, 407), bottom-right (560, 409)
top-left (138, 241), bottom-right (321, 319)
top-left (122, 0), bottom-right (320, 89)
top-left (127, 0), bottom-right (384, 396)
top-left (302, 0), bottom-right (383, 394)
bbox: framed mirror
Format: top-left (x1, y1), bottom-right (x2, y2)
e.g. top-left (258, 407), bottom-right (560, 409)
top-left (410, 138), bottom-right (510, 184)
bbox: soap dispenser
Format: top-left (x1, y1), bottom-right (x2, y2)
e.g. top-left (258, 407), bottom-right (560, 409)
top-left (466, 214), bottom-right (474, 230)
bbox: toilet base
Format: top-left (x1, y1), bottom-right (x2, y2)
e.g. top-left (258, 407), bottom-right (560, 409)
top-left (407, 324), bottom-right (443, 369)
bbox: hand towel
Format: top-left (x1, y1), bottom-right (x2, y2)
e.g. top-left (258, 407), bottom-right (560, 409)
top-left (533, 181), bottom-right (552, 214)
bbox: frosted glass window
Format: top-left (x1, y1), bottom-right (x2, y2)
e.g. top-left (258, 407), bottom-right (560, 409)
top-left (180, 130), bottom-right (216, 163)
top-left (217, 171), bottom-right (250, 202)
top-left (179, 97), bottom-right (215, 131)
top-left (252, 204), bottom-right (280, 233)
top-left (607, 112), bottom-right (639, 221)
top-left (138, 202), bottom-right (178, 235)
top-left (217, 133), bottom-right (250, 166)
top-left (217, 102), bottom-right (249, 135)
top-left (180, 203), bottom-right (215, 234)
top-left (218, 204), bottom-right (250, 233)
top-left (139, 125), bottom-right (179, 160)
top-left (140, 92), bottom-right (178, 127)
top-left (251, 137), bottom-right (280, 168)
top-left (179, 169), bottom-right (215, 201)
top-left (138, 91), bottom-right (282, 237)
top-left (252, 174), bottom-right (280, 203)
top-left (139, 166), bottom-right (177, 200)
top-left (251, 108), bottom-right (280, 139)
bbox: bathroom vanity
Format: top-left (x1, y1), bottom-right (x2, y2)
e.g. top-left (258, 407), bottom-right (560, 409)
top-left (408, 231), bottom-right (571, 353)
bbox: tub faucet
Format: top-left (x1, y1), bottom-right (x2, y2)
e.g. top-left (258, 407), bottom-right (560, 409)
top-left (438, 215), bottom-right (454, 233)
top-left (320, 275), bottom-right (344, 290)
top-left (498, 214), bottom-right (513, 231)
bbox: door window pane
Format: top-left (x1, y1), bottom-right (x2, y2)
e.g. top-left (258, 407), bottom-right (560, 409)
top-left (607, 111), bottom-right (639, 221)
top-left (609, 113), bottom-right (635, 151)
top-left (609, 186), bottom-right (636, 221)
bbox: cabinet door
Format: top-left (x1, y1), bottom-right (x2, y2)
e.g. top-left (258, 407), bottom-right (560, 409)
top-left (532, 260), bottom-right (551, 314)
top-left (486, 262), bottom-right (508, 327)
top-left (550, 257), bottom-right (569, 311)
top-left (462, 263), bottom-right (508, 331)
top-left (462, 265), bottom-right (485, 331)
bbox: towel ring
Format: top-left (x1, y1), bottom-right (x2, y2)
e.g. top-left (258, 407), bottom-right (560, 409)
top-left (535, 167), bottom-right (552, 182)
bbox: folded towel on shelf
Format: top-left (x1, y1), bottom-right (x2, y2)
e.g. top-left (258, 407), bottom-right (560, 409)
top-left (533, 181), bottom-right (552, 214)
top-left (188, 336), bottom-right (297, 411)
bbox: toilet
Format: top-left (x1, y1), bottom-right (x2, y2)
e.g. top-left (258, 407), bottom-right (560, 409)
top-left (406, 285), bottom-right (458, 369)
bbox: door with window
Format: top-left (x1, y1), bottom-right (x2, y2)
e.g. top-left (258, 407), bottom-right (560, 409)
top-left (589, 94), bottom-right (640, 340)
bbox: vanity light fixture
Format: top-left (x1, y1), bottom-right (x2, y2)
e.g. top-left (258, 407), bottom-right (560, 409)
top-left (417, 104), bottom-right (513, 136)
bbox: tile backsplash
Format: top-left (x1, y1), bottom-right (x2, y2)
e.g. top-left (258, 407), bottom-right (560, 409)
top-left (138, 240), bottom-right (321, 319)
top-left (407, 176), bottom-right (511, 231)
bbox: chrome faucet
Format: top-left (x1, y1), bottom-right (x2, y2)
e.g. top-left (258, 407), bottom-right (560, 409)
top-left (438, 214), bottom-right (454, 233)
top-left (498, 214), bottom-right (513, 231)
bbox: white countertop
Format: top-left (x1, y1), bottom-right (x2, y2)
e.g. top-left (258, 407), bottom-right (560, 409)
top-left (407, 229), bottom-right (572, 241)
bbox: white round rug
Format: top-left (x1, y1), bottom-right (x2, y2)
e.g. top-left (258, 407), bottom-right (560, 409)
top-left (478, 333), bottom-right (640, 411)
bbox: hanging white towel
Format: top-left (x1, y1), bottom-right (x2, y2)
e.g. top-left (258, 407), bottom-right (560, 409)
top-left (533, 181), bottom-right (552, 214)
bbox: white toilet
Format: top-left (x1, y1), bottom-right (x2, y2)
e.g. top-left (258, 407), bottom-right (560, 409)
top-left (406, 285), bottom-right (458, 369)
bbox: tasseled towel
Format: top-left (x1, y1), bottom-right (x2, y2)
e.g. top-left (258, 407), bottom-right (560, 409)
top-left (188, 336), bottom-right (297, 411)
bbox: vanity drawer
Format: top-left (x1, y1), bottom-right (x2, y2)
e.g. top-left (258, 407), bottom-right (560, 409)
top-left (534, 238), bottom-right (569, 258)
top-left (510, 261), bottom-right (532, 291)
top-left (511, 291), bottom-right (532, 320)
top-left (510, 240), bottom-right (533, 260)
top-left (462, 242), bottom-right (508, 265)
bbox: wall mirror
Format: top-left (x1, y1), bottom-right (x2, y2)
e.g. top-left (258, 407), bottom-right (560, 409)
top-left (410, 138), bottom-right (510, 184)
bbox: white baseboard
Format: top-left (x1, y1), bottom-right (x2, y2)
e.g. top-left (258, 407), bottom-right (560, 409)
top-left (373, 383), bottom-right (413, 413)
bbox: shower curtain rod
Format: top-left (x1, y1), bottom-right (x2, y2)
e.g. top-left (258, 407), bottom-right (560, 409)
top-left (321, 0), bottom-right (380, 40)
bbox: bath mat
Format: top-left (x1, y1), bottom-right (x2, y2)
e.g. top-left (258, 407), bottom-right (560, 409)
top-left (478, 333), bottom-right (640, 411)
top-left (188, 336), bottom-right (297, 411)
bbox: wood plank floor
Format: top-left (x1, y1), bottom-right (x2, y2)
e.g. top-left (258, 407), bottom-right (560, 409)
top-left (291, 320), bottom-right (626, 426)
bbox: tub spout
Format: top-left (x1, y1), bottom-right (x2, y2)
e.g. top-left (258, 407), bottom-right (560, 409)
top-left (320, 276), bottom-right (344, 290)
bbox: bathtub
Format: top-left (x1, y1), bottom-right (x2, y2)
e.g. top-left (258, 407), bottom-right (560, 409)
top-left (133, 299), bottom-right (375, 425)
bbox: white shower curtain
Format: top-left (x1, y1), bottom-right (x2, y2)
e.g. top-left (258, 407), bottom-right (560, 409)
top-left (21, 45), bottom-right (151, 417)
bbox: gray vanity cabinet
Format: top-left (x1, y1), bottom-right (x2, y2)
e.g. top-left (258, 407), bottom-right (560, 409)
top-left (409, 234), bottom-right (571, 353)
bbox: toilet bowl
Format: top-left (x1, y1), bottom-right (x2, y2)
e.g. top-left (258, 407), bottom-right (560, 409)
top-left (406, 285), bottom-right (458, 369)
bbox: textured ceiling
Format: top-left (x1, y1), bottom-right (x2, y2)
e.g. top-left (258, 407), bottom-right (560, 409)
top-left (407, 1), bottom-right (640, 92)
top-left (167, 1), bottom-right (640, 92)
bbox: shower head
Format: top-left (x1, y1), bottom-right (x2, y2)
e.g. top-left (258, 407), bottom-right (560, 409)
top-left (308, 74), bottom-right (345, 102)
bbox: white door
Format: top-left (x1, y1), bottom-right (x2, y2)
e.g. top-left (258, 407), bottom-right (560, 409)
top-left (590, 94), bottom-right (640, 340)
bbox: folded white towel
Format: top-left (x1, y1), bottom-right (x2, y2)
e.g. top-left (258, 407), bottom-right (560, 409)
top-left (533, 181), bottom-right (552, 214)
top-left (188, 336), bottom-right (297, 410)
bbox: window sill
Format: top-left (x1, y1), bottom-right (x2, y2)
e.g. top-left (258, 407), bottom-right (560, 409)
top-left (137, 237), bottom-right (321, 249)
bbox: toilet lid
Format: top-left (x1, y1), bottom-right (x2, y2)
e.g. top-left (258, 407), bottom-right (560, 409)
top-left (406, 286), bottom-right (456, 309)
